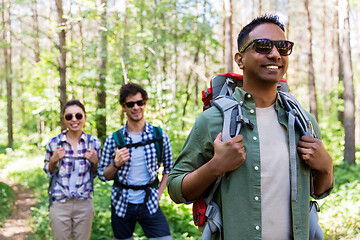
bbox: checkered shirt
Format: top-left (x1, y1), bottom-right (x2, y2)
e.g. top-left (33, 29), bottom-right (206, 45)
top-left (44, 130), bottom-right (101, 202)
top-left (97, 121), bottom-right (173, 217)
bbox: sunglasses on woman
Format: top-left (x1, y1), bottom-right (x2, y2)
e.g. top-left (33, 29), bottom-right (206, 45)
top-left (240, 38), bottom-right (294, 56)
top-left (124, 100), bottom-right (145, 108)
top-left (64, 113), bottom-right (83, 121)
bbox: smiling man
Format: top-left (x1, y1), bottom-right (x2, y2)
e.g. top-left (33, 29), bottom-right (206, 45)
top-left (167, 14), bottom-right (333, 239)
top-left (98, 83), bottom-right (173, 240)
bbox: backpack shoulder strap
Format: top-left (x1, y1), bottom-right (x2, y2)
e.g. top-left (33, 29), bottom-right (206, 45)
top-left (85, 133), bottom-right (95, 190)
top-left (278, 91), bottom-right (317, 202)
top-left (152, 126), bottom-right (163, 165)
top-left (212, 96), bottom-right (253, 141)
top-left (112, 129), bottom-right (126, 149)
top-left (86, 133), bottom-right (94, 149)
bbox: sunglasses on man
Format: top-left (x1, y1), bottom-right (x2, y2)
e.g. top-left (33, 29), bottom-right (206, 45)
top-left (240, 38), bottom-right (294, 56)
top-left (124, 100), bottom-right (145, 108)
top-left (64, 113), bottom-right (83, 121)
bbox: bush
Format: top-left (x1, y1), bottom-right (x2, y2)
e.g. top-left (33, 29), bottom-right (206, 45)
top-left (0, 182), bottom-right (15, 227)
top-left (319, 163), bottom-right (360, 239)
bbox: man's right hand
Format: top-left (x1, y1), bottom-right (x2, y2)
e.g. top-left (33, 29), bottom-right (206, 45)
top-left (181, 132), bottom-right (246, 201)
top-left (212, 133), bottom-right (246, 175)
top-left (113, 147), bottom-right (130, 168)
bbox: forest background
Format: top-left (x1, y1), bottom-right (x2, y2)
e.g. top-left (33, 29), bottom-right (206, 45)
top-left (0, 0), bottom-right (359, 239)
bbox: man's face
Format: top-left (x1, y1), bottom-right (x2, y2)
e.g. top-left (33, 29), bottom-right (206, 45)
top-left (235, 23), bottom-right (289, 86)
top-left (122, 92), bottom-right (146, 123)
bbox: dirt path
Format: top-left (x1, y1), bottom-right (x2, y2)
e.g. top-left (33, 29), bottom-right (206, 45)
top-left (0, 172), bottom-right (36, 240)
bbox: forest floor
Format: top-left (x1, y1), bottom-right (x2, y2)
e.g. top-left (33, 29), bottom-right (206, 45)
top-left (0, 169), bottom-right (35, 240)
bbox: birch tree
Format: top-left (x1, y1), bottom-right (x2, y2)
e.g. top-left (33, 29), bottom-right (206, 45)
top-left (338, 0), bottom-right (355, 165)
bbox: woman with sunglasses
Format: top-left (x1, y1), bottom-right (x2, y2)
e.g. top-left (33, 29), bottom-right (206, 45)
top-left (44, 100), bottom-right (101, 240)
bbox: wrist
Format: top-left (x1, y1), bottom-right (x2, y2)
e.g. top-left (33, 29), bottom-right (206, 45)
top-left (112, 158), bottom-right (121, 169)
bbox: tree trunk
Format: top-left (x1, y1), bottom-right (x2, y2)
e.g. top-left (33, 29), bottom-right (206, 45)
top-left (338, 0), bottom-right (355, 165)
top-left (222, 0), bottom-right (225, 68)
top-left (96, 0), bottom-right (108, 143)
top-left (55, 0), bottom-right (67, 130)
top-left (224, 0), bottom-right (233, 72)
top-left (3, 0), bottom-right (13, 148)
top-left (356, 2), bottom-right (360, 146)
top-left (33, 0), bottom-right (40, 62)
top-left (305, 0), bottom-right (318, 120)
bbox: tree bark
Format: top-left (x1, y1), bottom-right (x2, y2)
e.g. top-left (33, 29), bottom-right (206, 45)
top-left (224, 0), bottom-right (233, 72)
top-left (55, 0), bottom-right (67, 130)
top-left (32, 0), bottom-right (40, 62)
top-left (3, 0), bottom-right (13, 148)
top-left (96, 0), bottom-right (108, 143)
top-left (338, 0), bottom-right (355, 165)
top-left (305, 0), bottom-right (318, 120)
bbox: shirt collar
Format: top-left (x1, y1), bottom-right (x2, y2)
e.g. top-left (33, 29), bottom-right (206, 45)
top-left (59, 130), bottom-right (86, 143)
top-left (123, 121), bottom-right (151, 136)
top-left (232, 87), bottom-right (284, 109)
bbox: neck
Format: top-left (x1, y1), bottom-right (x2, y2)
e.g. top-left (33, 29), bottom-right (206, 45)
top-left (242, 80), bottom-right (278, 108)
top-left (66, 130), bottom-right (82, 141)
top-left (126, 119), bottom-right (146, 134)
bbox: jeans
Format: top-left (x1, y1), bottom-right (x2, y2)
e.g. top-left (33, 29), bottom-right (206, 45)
top-left (111, 203), bottom-right (172, 240)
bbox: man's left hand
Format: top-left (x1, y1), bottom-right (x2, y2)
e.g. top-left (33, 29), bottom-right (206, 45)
top-left (297, 136), bottom-right (332, 174)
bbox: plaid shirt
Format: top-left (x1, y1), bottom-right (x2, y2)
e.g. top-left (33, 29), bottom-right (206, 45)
top-left (98, 121), bottom-right (173, 217)
top-left (44, 130), bottom-right (101, 202)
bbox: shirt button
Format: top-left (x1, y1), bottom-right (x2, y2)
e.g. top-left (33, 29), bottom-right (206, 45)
top-left (254, 166), bottom-right (259, 171)
top-left (254, 196), bottom-right (259, 201)
top-left (255, 225), bottom-right (260, 230)
top-left (247, 94), bottom-right (251, 99)
top-left (250, 109), bottom-right (254, 114)
top-left (240, 101), bottom-right (243, 105)
top-left (253, 136), bottom-right (257, 141)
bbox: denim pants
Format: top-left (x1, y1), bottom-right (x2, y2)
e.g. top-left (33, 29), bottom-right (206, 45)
top-left (111, 203), bottom-right (172, 240)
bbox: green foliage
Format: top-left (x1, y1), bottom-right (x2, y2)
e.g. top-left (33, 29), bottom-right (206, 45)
top-left (0, 153), bottom-right (10, 168)
top-left (0, 182), bottom-right (15, 227)
top-left (319, 117), bottom-right (345, 165)
top-left (319, 163), bottom-right (360, 239)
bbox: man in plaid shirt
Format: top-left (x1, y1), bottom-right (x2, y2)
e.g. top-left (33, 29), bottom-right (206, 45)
top-left (98, 83), bottom-right (173, 240)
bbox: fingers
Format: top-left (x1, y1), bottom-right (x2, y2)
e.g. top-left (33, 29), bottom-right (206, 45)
top-left (115, 147), bottom-right (130, 166)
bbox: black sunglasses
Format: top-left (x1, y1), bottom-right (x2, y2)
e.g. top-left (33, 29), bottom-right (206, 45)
top-left (64, 113), bottom-right (83, 121)
top-left (240, 38), bottom-right (294, 56)
top-left (124, 100), bottom-right (145, 108)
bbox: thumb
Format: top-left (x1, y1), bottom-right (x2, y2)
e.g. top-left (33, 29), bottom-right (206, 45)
top-left (214, 132), bottom-right (223, 143)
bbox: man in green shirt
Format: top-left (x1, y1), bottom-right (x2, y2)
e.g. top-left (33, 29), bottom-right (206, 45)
top-left (167, 14), bottom-right (333, 239)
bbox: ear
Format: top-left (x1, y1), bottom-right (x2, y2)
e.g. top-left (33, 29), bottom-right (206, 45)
top-left (121, 103), bottom-right (126, 111)
top-left (234, 52), bottom-right (244, 70)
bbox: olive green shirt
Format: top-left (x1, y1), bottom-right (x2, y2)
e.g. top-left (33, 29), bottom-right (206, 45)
top-left (167, 87), bottom-right (332, 240)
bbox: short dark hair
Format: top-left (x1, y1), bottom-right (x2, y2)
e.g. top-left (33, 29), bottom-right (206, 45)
top-left (61, 100), bottom-right (86, 115)
top-left (119, 83), bottom-right (148, 105)
top-left (237, 14), bottom-right (285, 52)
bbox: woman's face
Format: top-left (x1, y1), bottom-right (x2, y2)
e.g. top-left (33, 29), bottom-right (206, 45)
top-left (63, 105), bottom-right (86, 133)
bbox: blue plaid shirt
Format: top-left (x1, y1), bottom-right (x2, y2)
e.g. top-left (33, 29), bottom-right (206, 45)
top-left (44, 130), bottom-right (101, 202)
top-left (98, 121), bottom-right (173, 217)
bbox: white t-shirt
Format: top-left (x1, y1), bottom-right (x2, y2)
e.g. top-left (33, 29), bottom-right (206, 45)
top-left (127, 132), bottom-right (151, 204)
top-left (257, 104), bottom-right (292, 240)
